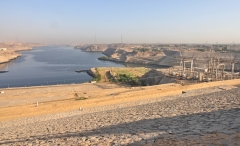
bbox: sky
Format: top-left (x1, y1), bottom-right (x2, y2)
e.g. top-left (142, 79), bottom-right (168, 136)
top-left (0, 0), bottom-right (240, 44)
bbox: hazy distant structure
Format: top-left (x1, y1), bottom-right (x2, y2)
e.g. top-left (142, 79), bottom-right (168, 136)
top-left (121, 34), bottom-right (122, 44)
top-left (167, 52), bottom-right (240, 84)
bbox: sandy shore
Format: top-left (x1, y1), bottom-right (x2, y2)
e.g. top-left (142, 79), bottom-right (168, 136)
top-left (1, 79), bottom-right (240, 122)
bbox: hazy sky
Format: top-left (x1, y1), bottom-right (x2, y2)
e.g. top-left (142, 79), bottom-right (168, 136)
top-left (0, 0), bottom-right (240, 44)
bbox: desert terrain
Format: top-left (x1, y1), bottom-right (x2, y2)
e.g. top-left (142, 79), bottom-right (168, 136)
top-left (1, 43), bottom-right (240, 145)
top-left (0, 79), bottom-right (240, 145)
top-left (0, 50), bottom-right (20, 64)
top-left (0, 42), bottom-right (44, 63)
top-left (76, 44), bottom-right (240, 69)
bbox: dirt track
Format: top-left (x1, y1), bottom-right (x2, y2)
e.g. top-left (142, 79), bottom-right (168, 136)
top-left (0, 79), bottom-right (240, 121)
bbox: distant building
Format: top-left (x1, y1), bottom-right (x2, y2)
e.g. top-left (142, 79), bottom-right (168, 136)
top-left (0, 48), bottom-right (7, 51)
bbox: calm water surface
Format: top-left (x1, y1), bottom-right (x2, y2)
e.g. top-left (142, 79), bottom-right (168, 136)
top-left (0, 46), bottom-right (125, 88)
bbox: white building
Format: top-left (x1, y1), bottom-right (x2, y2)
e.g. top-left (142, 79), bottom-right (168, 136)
top-left (0, 48), bottom-right (7, 51)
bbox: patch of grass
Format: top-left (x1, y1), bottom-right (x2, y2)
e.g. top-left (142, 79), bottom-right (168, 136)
top-left (118, 73), bottom-right (139, 85)
top-left (92, 74), bottom-right (101, 82)
top-left (74, 93), bottom-right (87, 100)
top-left (98, 56), bottom-right (109, 60)
top-left (196, 48), bottom-right (205, 52)
top-left (135, 48), bottom-right (150, 52)
top-left (93, 67), bottom-right (150, 84)
top-left (75, 97), bottom-right (87, 100)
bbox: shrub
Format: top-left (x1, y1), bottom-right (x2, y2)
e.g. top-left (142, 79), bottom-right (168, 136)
top-left (118, 73), bottom-right (139, 85)
top-left (136, 48), bottom-right (149, 52)
top-left (92, 69), bottom-right (101, 82)
top-left (75, 97), bottom-right (87, 100)
top-left (98, 56), bottom-right (109, 60)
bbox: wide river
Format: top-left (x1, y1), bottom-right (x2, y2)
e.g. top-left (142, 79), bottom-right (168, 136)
top-left (0, 46), bottom-right (126, 88)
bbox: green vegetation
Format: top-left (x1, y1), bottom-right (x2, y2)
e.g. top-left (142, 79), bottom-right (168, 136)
top-left (196, 48), bottom-right (205, 52)
top-left (92, 68), bottom-right (101, 82)
top-left (98, 56), bottom-right (109, 60)
top-left (118, 73), bottom-right (139, 85)
top-left (92, 74), bottom-right (101, 82)
top-left (74, 93), bottom-right (87, 100)
top-left (222, 46), bottom-right (228, 51)
top-left (75, 97), bottom-right (87, 100)
top-left (109, 77), bottom-right (118, 83)
top-left (139, 80), bottom-right (147, 86)
top-left (92, 67), bottom-right (150, 85)
top-left (135, 48), bottom-right (150, 52)
top-left (111, 67), bottom-right (150, 76)
top-left (152, 48), bottom-right (162, 52)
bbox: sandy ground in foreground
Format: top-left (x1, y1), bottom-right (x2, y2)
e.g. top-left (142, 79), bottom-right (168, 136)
top-left (0, 79), bottom-right (240, 122)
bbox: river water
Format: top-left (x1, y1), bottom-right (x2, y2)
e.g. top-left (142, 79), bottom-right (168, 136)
top-left (0, 46), bottom-right (125, 88)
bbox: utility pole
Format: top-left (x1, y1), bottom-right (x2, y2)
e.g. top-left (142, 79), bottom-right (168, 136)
top-left (231, 63), bottom-right (234, 79)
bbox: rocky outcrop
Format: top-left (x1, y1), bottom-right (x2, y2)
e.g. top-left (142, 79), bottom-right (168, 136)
top-left (0, 42), bottom-right (44, 63)
top-left (75, 45), bottom-right (108, 52)
top-left (86, 68), bottom-right (98, 77)
top-left (100, 48), bottom-right (240, 69)
top-left (100, 48), bottom-right (168, 66)
top-left (0, 50), bottom-right (21, 64)
top-left (0, 42), bottom-right (44, 52)
top-left (138, 69), bottom-right (167, 85)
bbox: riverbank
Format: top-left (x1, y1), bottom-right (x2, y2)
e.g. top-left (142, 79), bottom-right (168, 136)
top-left (0, 50), bottom-right (21, 64)
top-left (0, 42), bottom-right (44, 64)
top-left (1, 79), bottom-right (240, 122)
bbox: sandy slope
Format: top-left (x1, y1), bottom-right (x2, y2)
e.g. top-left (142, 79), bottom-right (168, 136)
top-left (0, 50), bottom-right (20, 63)
top-left (0, 79), bottom-right (240, 121)
top-left (0, 42), bottom-right (44, 63)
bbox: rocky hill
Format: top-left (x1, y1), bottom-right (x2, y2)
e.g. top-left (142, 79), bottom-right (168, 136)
top-left (0, 42), bottom-right (44, 63)
top-left (99, 48), bottom-right (240, 70)
top-left (100, 48), bottom-right (166, 65)
top-left (0, 42), bottom-right (43, 51)
top-left (0, 50), bottom-right (20, 64)
top-left (75, 45), bottom-right (108, 52)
